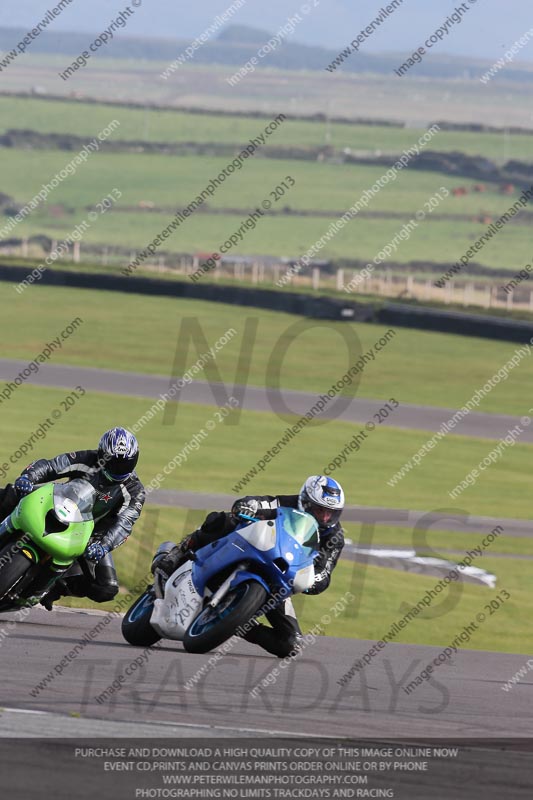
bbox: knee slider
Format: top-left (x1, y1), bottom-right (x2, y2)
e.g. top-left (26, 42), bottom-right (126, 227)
top-left (276, 633), bottom-right (302, 659)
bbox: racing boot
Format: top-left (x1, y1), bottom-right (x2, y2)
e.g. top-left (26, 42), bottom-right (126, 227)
top-left (240, 621), bottom-right (304, 659)
top-left (40, 583), bottom-right (64, 611)
top-left (151, 533), bottom-right (199, 577)
top-left (151, 512), bottom-right (233, 577)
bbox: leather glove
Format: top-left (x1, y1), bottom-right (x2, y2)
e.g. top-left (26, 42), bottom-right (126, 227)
top-left (313, 552), bottom-right (328, 571)
top-left (231, 497), bottom-right (260, 521)
top-left (85, 542), bottom-right (110, 562)
top-left (14, 476), bottom-right (34, 498)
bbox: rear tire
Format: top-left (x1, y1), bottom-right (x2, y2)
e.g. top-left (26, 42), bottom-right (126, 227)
top-left (183, 580), bottom-right (267, 654)
top-left (0, 543), bottom-right (31, 601)
top-left (121, 589), bottom-right (161, 646)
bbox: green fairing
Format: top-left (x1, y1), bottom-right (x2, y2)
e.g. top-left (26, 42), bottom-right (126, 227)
top-left (11, 485), bottom-right (94, 566)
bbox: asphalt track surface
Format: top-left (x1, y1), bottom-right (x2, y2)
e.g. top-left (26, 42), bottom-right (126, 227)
top-left (0, 606), bottom-right (531, 741)
top-left (1, 607), bottom-right (533, 799)
top-left (2, 358), bottom-right (533, 442)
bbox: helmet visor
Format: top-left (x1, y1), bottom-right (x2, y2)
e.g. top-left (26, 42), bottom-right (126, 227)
top-left (306, 500), bottom-right (342, 528)
top-left (100, 452), bottom-right (138, 481)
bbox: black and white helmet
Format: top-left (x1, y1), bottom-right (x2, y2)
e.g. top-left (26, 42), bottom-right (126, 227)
top-left (298, 475), bottom-right (344, 530)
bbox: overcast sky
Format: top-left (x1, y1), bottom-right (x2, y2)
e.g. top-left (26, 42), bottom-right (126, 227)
top-left (4, 0), bottom-right (533, 61)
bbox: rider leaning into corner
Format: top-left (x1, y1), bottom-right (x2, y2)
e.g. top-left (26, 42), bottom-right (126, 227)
top-left (0, 427), bottom-right (145, 609)
top-left (153, 475), bottom-right (345, 659)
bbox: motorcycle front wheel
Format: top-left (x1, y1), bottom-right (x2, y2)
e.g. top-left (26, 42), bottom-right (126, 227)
top-left (183, 580), bottom-right (267, 654)
top-left (0, 542), bottom-right (31, 602)
top-left (121, 588), bottom-right (161, 646)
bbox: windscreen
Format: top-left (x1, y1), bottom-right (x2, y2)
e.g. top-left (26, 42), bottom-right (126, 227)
top-left (53, 479), bottom-right (97, 522)
top-left (277, 507), bottom-right (319, 556)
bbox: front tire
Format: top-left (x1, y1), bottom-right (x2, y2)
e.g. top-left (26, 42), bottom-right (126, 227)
top-left (121, 589), bottom-right (161, 646)
top-left (183, 580), bottom-right (267, 654)
top-left (0, 543), bottom-right (31, 601)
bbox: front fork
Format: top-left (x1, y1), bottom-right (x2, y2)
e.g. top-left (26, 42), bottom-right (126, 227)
top-left (207, 565), bottom-right (247, 608)
top-left (0, 514), bottom-right (16, 540)
top-left (0, 532), bottom-right (70, 606)
top-left (22, 560), bottom-right (69, 605)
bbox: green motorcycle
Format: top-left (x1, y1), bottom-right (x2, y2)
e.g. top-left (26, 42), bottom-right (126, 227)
top-left (0, 478), bottom-right (96, 611)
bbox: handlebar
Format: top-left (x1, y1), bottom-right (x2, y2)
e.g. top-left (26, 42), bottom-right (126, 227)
top-left (236, 508), bottom-right (277, 523)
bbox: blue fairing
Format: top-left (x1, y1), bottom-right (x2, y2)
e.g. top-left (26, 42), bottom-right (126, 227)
top-left (188, 507), bottom-right (319, 607)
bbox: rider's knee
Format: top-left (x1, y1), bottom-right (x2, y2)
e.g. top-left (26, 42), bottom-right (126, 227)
top-left (275, 633), bottom-right (303, 659)
top-left (87, 583), bottom-right (118, 603)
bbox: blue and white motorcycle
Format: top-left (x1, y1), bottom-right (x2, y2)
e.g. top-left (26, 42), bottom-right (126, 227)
top-left (121, 507), bottom-right (319, 654)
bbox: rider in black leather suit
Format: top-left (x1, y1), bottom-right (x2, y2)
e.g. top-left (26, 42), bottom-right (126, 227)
top-left (154, 476), bottom-right (345, 658)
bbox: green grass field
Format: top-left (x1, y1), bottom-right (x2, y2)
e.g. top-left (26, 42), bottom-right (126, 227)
top-left (1, 89), bottom-right (530, 281)
top-left (4, 148), bottom-right (512, 215)
top-left (2, 143), bottom-right (528, 269)
top-left (8, 206), bottom-right (532, 271)
top-left (2, 286), bottom-right (533, 415)
top-left (293, 555), bottom-right (528, 654)
top-left (0, 381), bottom-right (532, 519)
top-left (1, 95), bottom-right (532, 163)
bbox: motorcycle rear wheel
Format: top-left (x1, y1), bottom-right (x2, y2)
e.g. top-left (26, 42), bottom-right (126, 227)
top-left (183, 580), bottom-right (267, 654)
